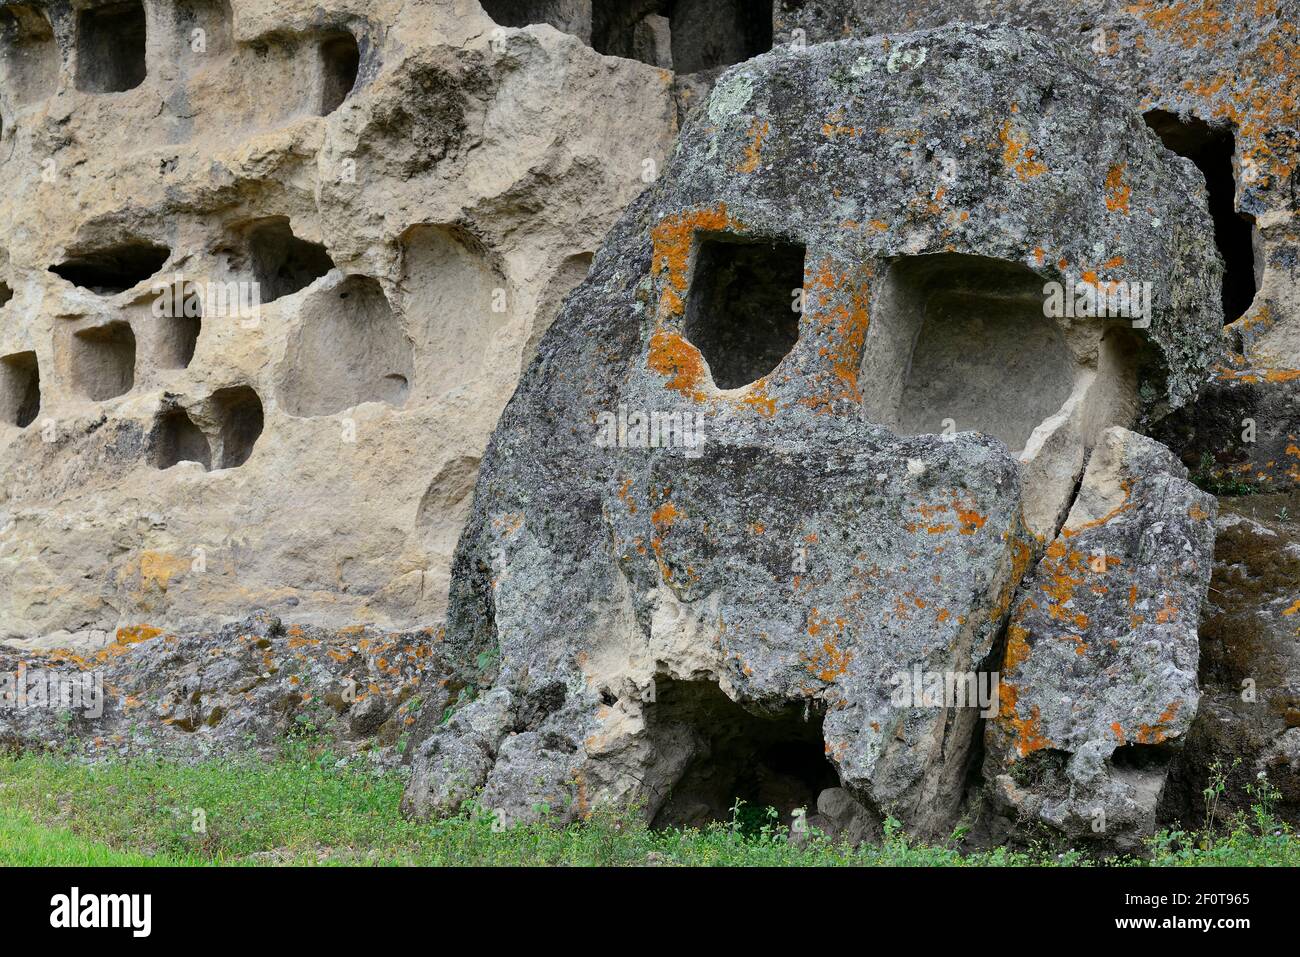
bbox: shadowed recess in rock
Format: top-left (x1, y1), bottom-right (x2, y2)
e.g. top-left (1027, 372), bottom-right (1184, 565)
top-left (211, 384), bottom-right (263, 468)
top-left (592, 0), bottom-right (773, 71)
top-left (0, 282), bottom-right (12, 307)
top-left (149, 405), bottom-right (212, 470)
top-left (682, 235), bottom-right (804, 389)
top-left (0, 3), bottom-right (58, 106)
top-left (49, 241), bottom-right (172, 295)
top-left (1143, 110), bottom-right (1257, 325)
top-left (646, 679), bottom-right (838, 830)
top-left (859, 253), bottom-right (1074, 454)
top-left (0, 351), bottom-right (40, 428)
top-left (278, 275), bottom-right (412, 417)
top-left (480, 0), bottom-right (593, 38)
top-left (152, 281), bottom-right (202, 370)
top-left (69, 321), bottom-right (136, 401)
top-left (319, 30), bottom-right (360, 115)
top-left (76, 0), bottom-right (148, 94)
top-left (239, 217), bottom-right (335, 303)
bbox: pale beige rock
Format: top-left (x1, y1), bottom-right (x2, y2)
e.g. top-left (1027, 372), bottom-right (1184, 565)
top-left (0, 1), bottom-right (676, 639)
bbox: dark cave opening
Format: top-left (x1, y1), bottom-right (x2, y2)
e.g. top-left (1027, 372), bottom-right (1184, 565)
top-left (319, 31), bottom-right (360, 115)
top-left (49, 241), bottom-right (171, 295)
top-left (76, 1), bottom-right (148, 93)
top-left (0, 350), bottom-right (40, 428)
top-left (592, 0), bottom-right (774, 72)
top-left (682, 234), bottom-right (804, 389)
top-left (1144, 109), bottom-right (1258, 324)
top-left (149, 405), bottom-right (212, 470)
top-left (242, 217), bottom-right (335, 302)
top-left (211, 384), bottom-right (264, 469)
top-left (646, 679), bottom-right (838, 831)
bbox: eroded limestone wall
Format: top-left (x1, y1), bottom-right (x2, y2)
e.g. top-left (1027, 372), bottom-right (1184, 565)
top-left (0, 0), bottom-right (678, 641)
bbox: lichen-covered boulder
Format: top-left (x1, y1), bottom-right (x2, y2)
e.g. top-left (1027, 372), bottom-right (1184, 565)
top-left (405, 24), bottom-right (1223, 837)
top-left (777, 0), bottom-right (1300, 368)
top-left (983, 427), bottom-right (1216, 849)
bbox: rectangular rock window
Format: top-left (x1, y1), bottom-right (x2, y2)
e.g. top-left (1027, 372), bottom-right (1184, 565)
top-left (682, 235), bottom-right (804, 389)
top-left (319, 31), bottom-right (360, 115)
top-left (0, 350), bottom-right (40, 428)
top-left (76, 1), bottom-right (148, 93)
top-left (70, 321), bottom-right (136, 401)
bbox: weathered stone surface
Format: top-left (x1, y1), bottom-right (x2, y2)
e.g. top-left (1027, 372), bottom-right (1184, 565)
top-left (1161, 493), bottom-right (1300, 828)
top-left (0, 613), bottom-right (456, 765)
top-left (0, 1), bottom-right (676, 640)
top-left (984, 427), bottom-right (1217, 850)
top-left (777, 0), bottom-right (1300, 369)
top-left (405, 24), bottom-right (1223, 837)
top-left (1154, 359), bottom-right (1300, 493)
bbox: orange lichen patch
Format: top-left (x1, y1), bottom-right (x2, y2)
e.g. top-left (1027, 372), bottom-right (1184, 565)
top-left (905, 492), bottom-right (989, 537)
top-left (1111, 722), bottom-right (1127, 745)
top-left (138, 551), bottom-right (190, 591)
top-left (803, 629), bottom-right (852, 682)
top-left (617, 477), bottom-right (637, 514)
top-left (116, 625), bottom-right (162, 645)
top-left (1135, 700), bottom-right (1183, 744)
top-left (650, 502), bottom-right (680, 531)
top-left (740, 379), bottom-right (778, 417)
top-left (736, 118), bottom-right (769, 173)
top-left (1155, 594), bottom-right (1179, 623)
top-left (1188, 503), bottom-right (1211, 521)
top-left (989, 534), bottom-right (1037, 623)
top-left (954, 502), bottom-right (988, 535)
top-left (998, 682), bottom-right (1052, 757)
top-left (647, 328), bottom-right (709, 401)
top-left (1003, 620), bottom-right (1033, 673)
top-left (749, 522), bottom-right (766, 535)
top-left (1131, 1), bottom-right (1232, 51)
top-left (1280, 599), bottom-right (1300, 616)
top-left (650, 203), bottom-right (741, 318)
top-left (998, 118), bottom-right (1048, 179)
top-left (1104, 163), bottom-right (1131, 214)
top-left (802, 256), bottom-right (872, 401)
top-left (1102, 255), bottom-right (1126, 269)
top-left (492, 512), bottom-right (525, 536)
top-left (821, 108), bottom-right (865, 139)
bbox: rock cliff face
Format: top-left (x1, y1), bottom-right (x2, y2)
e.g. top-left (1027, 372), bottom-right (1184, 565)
top-left (0, 0), bottom-right (676, 640)
top-left (1, 1), bottom-right (1297, 850)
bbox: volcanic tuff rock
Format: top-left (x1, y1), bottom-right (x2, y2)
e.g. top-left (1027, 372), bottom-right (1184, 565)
top-left (0, 0), bottom-right (676, 640)
top-left (0, 613), bottom-right (458, 764)
top-left (403, 24), bottom-right (1223, 838)
top-left (983, 427), bottom-right (1216, 849)
top-left (0, 0), bottom-right (1288, 851)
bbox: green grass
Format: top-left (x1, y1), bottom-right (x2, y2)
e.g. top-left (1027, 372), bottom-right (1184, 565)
top-left (0, 806), bottom-right (198, 866)
top-left (0, 746), bottom-right (1294, 866)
